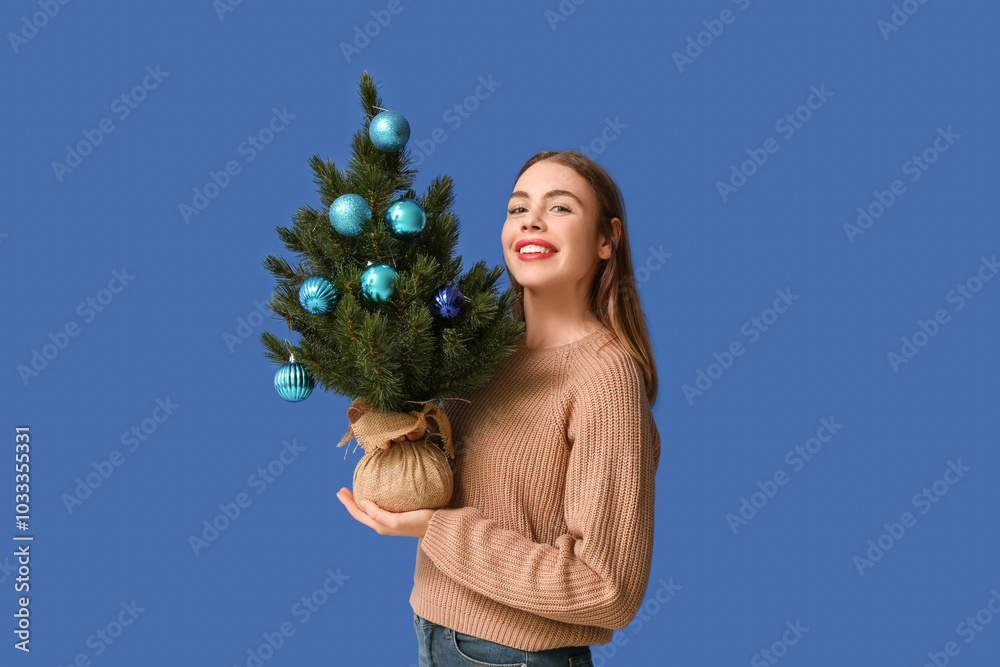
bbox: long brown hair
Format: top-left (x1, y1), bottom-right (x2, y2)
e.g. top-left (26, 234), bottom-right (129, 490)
top-left (508, 150), bottom-right (659, 407)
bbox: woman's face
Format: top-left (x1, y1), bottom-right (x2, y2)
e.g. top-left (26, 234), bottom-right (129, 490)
top-left (501, 159), bottom-right (611, 293)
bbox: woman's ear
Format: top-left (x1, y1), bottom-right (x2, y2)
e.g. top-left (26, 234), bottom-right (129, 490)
top-left (599, 218), bottom-right (621, 259)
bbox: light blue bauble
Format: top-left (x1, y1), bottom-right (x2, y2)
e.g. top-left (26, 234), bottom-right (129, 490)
top-left (368, 111), bottom-right (410, 152)
top-left (360, 263), bottom-right (398, 303)
top-left (274, 358), bottom-right (315, 402)
top-left (329, 194), bottom-right (371, 237)
top-left (384, 199), bottom-right (426, 239)
top-left (298, 275), bottom-right (339, 315)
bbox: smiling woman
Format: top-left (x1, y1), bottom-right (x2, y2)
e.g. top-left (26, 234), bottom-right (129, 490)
top-left (409, 150), bottom-right (661, 665)
top-left (499, 152), bottom-right (659, 372)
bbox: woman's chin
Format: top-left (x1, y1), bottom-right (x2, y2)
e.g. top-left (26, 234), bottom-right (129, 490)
top-left (516, 275), bottom-right (561, 291)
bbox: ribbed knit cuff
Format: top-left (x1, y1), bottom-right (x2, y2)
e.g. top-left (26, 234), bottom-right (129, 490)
top-left (420, 507), bottom-right (467, 564)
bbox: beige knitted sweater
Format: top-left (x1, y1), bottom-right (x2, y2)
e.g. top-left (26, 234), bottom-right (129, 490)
top-left (410, 326), bottom-right (661, 651)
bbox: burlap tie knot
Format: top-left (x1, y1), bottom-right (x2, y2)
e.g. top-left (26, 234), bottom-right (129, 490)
top-left (337, 397), bottom-right (454, 458)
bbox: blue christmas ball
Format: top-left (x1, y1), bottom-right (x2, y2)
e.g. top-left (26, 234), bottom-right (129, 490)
top-left (360, 263), bottom-right (398, 303)
top-left (384, 199), bottom-right (426, 239)
top-left (368, 110), bottom-right (410, 152)
top-left (431, 285), bottom-right (464, 318)
top-left (274, 358), bottom-right (315, 402)
top-left (298, 275), bottom-right (339, 315)
top-left (329, 194), bottom-right (371, 237)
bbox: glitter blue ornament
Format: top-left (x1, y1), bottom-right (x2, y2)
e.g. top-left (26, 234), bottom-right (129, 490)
top-left (298, 275), bottom-right (339, 315)
top-left (431, 285), bottom-right (464, 318)
top-left (329, 194), bottom-right (371, 237)
top-left (384, 199), bottom-right (426, 239)
top-left (360, 263), bottom-right (398, 303)
top-left (368, 110), bottom-right (410, 152)
top-left (274, 356), bottom-right (315, 402)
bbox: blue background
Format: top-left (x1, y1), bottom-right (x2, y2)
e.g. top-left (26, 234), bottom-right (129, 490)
top-left (3, 0), bottom-right (999, 665)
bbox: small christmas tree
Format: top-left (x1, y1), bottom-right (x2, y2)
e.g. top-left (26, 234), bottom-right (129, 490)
top-left (259, 71), bottom-right (524, 512)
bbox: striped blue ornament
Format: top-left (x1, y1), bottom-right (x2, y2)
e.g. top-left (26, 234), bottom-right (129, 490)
top-left (274, 357), bottom-right (315, 402)
top-left (298, 275), bottom-right (339, 315)
top-left (431, 285), bottom-right (464, 318)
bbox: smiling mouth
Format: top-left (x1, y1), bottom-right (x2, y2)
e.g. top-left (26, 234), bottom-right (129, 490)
top-left (516, 245), bottom-right (558, 255)
top-left (515, 247), bottom-right (558, 262)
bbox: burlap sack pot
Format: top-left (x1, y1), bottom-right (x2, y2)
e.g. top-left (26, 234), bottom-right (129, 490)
top-left (336, 397), bottom-right (455, 513)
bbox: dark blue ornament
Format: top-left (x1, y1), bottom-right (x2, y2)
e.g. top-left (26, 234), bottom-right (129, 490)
top-left (298, 275), bottom-right (339, 315)
top-left (360, 263), bottom-right (398, 303)
top-left (431, 285), bottom-right (464, 318)
top-left (368, 110), bottom-right (410, 152)
top-left (275, 356), bottom-right (315, 402)
top-left (384, 199), bottom-right (426, 239)
top-left (329, 194), bottom-right (371, 237)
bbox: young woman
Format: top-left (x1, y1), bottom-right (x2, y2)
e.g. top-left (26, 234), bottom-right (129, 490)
top-left (337, 150), bottom-right (660, 667)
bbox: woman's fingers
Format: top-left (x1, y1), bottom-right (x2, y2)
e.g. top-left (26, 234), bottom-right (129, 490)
top-left (385, 428), bottom-right (431, 448)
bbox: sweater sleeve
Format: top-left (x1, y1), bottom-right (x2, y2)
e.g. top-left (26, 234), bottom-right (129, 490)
top-left (418, 353), bottom-right (660, 630)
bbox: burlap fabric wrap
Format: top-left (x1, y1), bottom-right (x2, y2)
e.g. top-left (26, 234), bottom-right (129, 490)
top-left (337, 397), bottom-right (455, 513)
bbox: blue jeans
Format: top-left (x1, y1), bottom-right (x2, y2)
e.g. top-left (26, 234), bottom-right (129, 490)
top-left (414, 612), bottom-right (594, 667)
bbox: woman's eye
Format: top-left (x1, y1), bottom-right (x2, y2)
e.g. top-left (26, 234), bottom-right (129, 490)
top-left (507, 205), bottom-right (571, 214)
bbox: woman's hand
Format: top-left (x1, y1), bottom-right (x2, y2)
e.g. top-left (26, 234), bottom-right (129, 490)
top-left (383, 427), bottom-right (429, 449)
top-left (336, 487), bottom-right (435, 538)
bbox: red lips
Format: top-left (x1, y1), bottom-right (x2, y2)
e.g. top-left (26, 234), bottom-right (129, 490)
top-left (515, 238), bottom-right (558, 252)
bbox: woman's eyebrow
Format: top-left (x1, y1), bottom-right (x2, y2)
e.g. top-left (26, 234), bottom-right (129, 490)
top-left (508, 189), bottom-right (583, 205)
